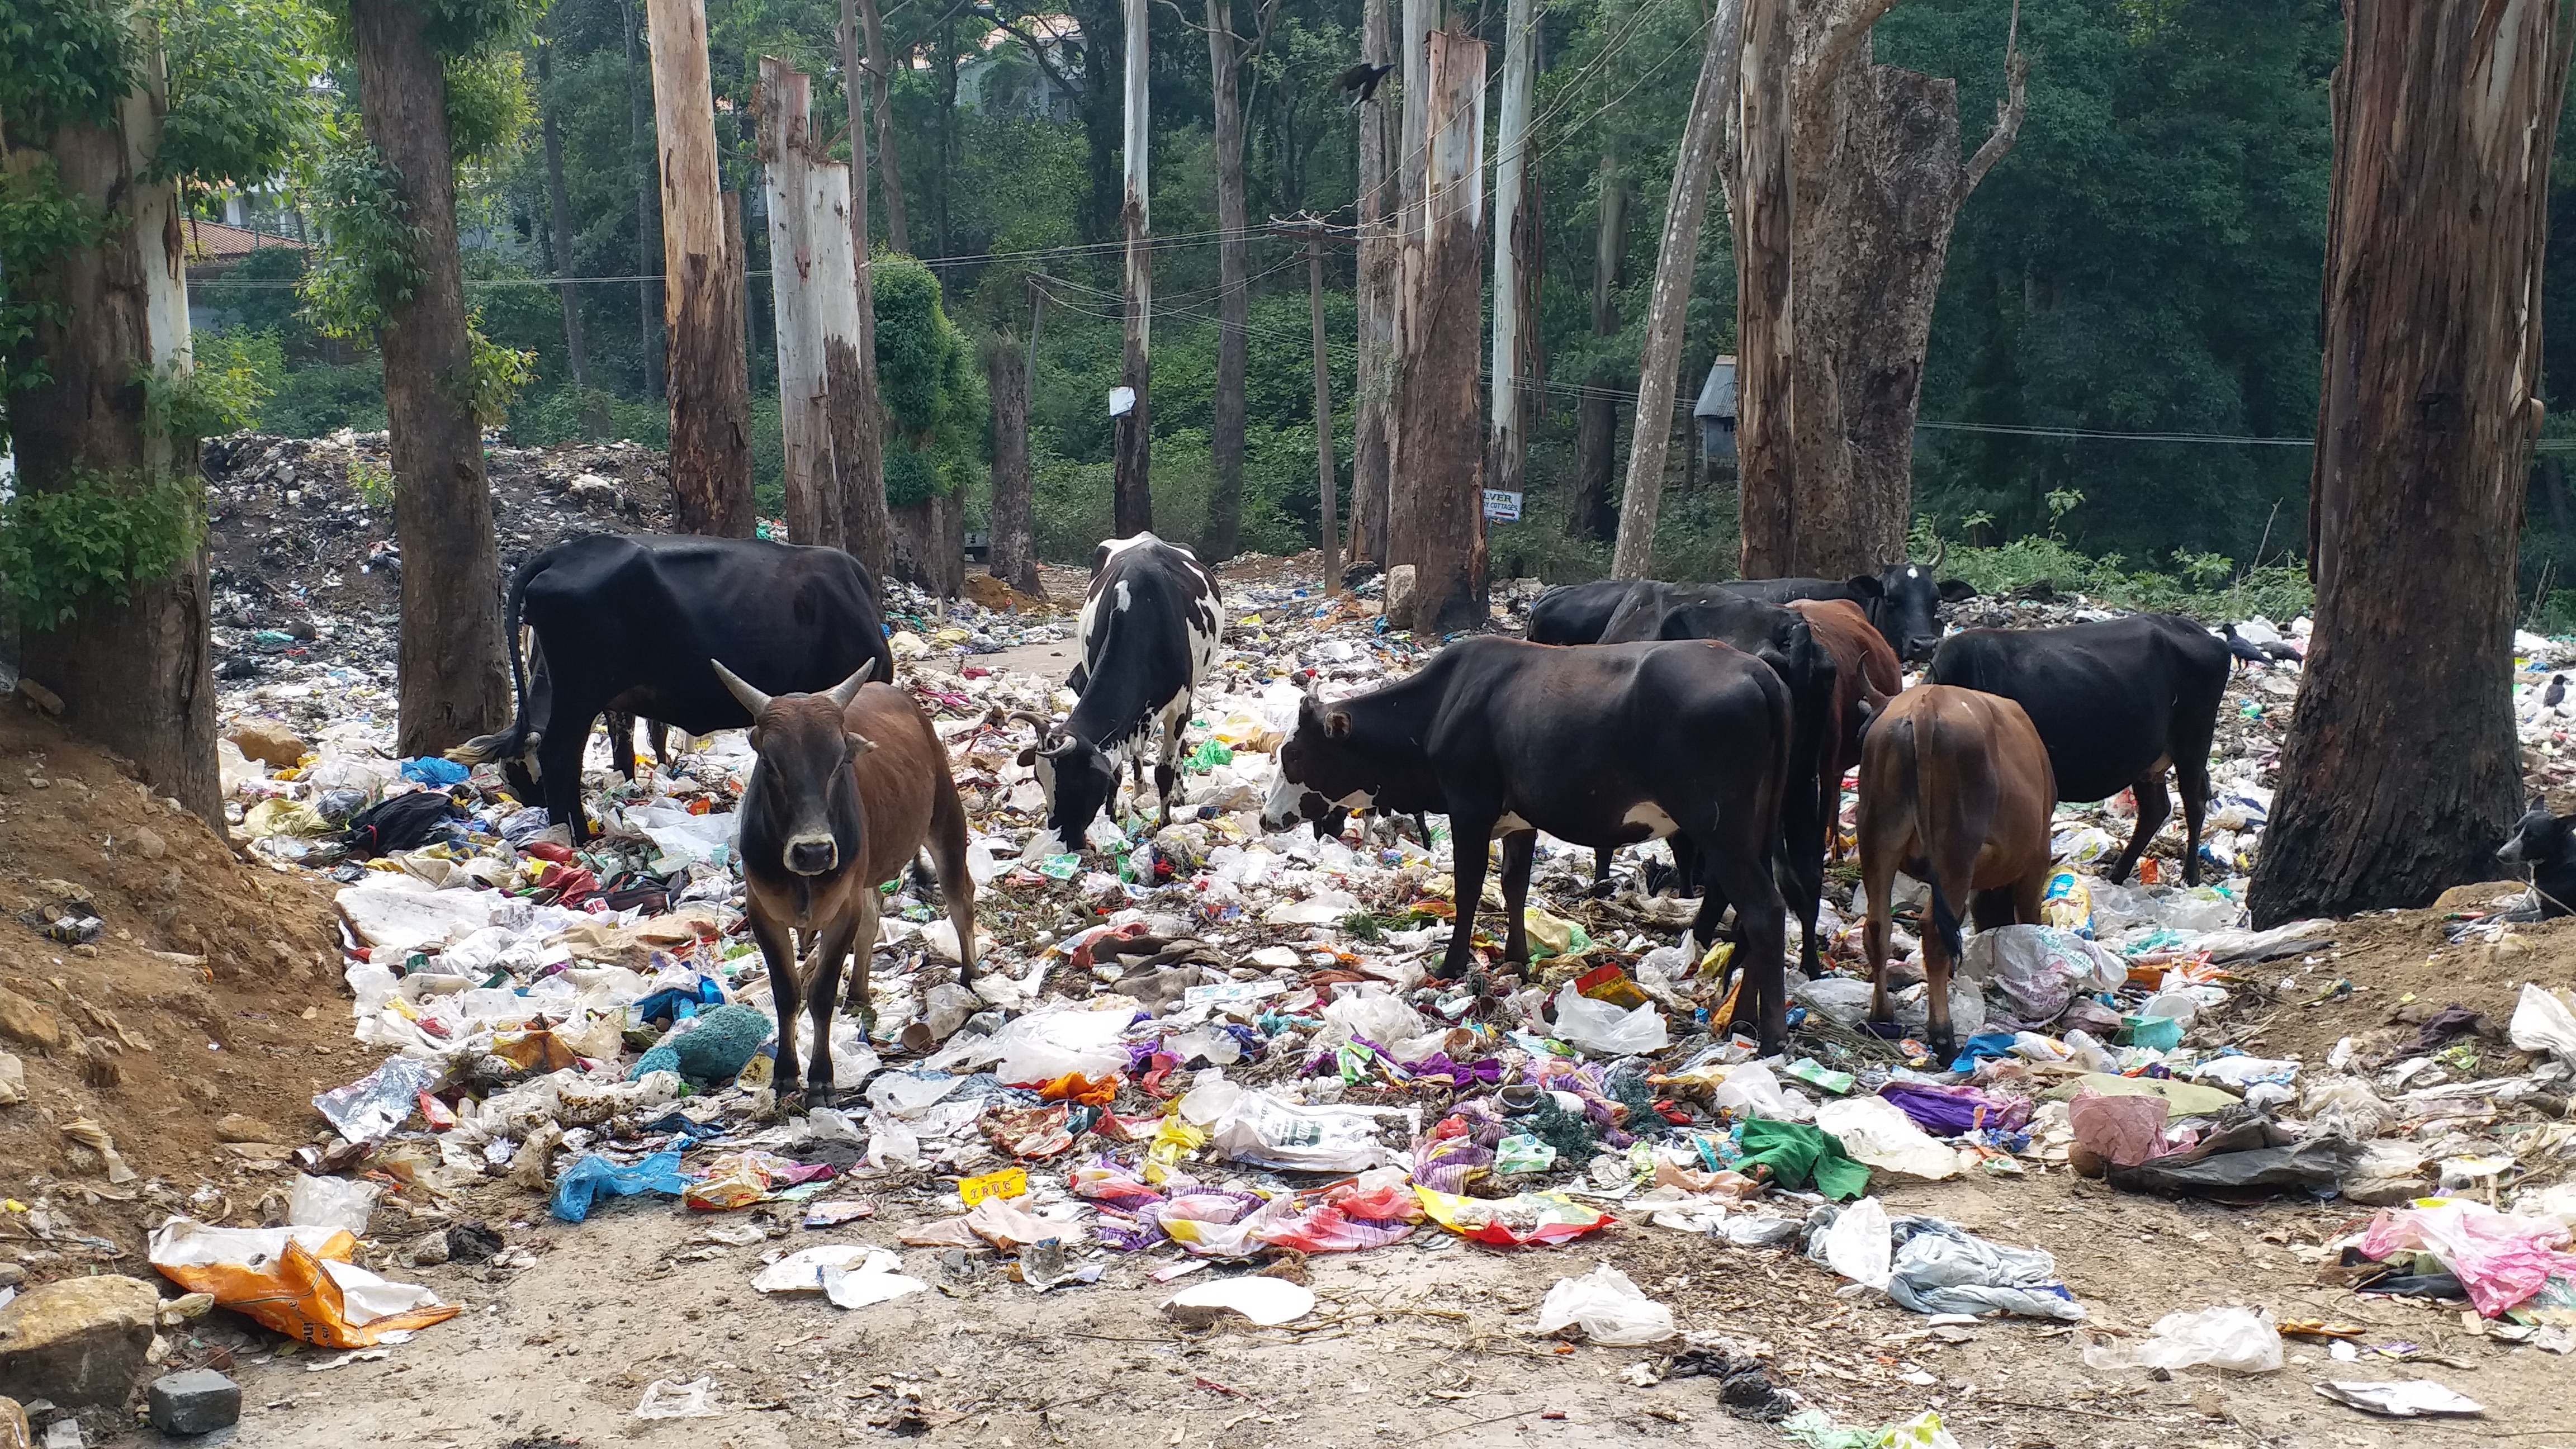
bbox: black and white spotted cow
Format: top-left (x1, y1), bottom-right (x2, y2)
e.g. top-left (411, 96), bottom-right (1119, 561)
top-left (1015, 533), bottom-right (1223, 856)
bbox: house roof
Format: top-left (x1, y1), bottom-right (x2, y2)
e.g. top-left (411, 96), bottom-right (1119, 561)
top-left (185, 218), bottom-right (307, 267)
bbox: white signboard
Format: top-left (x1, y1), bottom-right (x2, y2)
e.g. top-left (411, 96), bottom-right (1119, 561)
top-left (1483, 489), bottom-right (1523, 522)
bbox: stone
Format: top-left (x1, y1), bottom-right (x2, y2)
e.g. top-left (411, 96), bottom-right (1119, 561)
top-left (13, 679), bottom-right (62, 716)
top-left (1384, 565), bottom-right (1419, 624)
top-left (146, 1369), bottom-right (241, 1434)
top-left (0, 1395), bottom-right (23, 1449)
top-left (0, 1053), bottom-right (21, 1106)
top-left (40, 1419), bottom-right (77, 1449)
top-left (0, 992), bottom-right (63, 1053)
top-left (2432, 879), bottom-right (2528, 912)
top-left (225, 718), bottom-right (306, 769)
top-left (129, 827), bottom-right (167, 861)
top-left (212, 1113), bottom-right (283, 1144)
top-left (0, 1275), bottom-right (160, 1407)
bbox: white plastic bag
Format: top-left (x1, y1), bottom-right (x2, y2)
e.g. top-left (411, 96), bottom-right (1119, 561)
top-left (1791, 976), bottom-right (1876, 1029)
top-left (1533, 1262), bottom-right (1677, 1344)
top-left (2082, 1306), bottom-right (2282, 1374)
top-left (1550, 981), bottom-right (1669, 1055)
top-left (1708, 1062), bottom-right (1816, 1123)
top-left (969, 1007), bottom-right (1134, 1082)
top-left (1815, 1196), bottom-right (1892, 1291)
top-left (1211, 1091), bottom-right (1408, 1172)
top-left (634, 1377), bottom-right (721, 1419)
top-left (287, 1176), bottom-right (381, 1237)
top-left (2511, 983), bottom-right (2576, 1060)
top-left (1959, 926), bottom-right (2122, 1024)
top-left (1816, 1098), bottom-right (1962, 1181)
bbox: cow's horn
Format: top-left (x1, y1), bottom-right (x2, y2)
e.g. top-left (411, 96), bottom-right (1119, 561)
top-left (712, 660), bottom-right (772, 718)
top-left (826, 660), bottom-right (877, 709)
top-left (1926, 537), bottom-right (1946, 571)
top-left (1007, 709), bottom-right (1054, 739)
top-left (1036, 734), bottom-right (1078, 759)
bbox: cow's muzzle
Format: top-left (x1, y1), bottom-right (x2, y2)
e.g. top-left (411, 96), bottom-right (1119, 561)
top-left (787, 835), bottom-right (838, 875)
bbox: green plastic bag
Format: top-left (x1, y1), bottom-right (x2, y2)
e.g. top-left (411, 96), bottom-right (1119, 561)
top-left (1735, 1119), bottom-right (1872, 1202)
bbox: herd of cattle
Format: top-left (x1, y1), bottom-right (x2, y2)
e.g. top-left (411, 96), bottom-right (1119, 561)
top-left (449, 529), bottom-right (2247, 1102)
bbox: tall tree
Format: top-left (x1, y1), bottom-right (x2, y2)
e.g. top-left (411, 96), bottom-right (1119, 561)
top-left (1205, 0), bottom-right (1248, 560)
top-left (619, 0), bottom-right (664, 400)
top-left (1486, 0), bottom-right (1538, 509)
top-left (1392, 21), bottom-right (1488, 632)
top-left (1611, 0), bottom-right (1747, 580)
top-left (1570, 153), bottom-right (1626, 541)
top-left (537, 32), bottom-right (596, 416)
top-left (647, 0), bottom-right (754, 536)
top-left (836, 0), bottom-right (893, 579)
top-left (988, 323), bottom-right (1042, 594)
top-left (856, 0), bottom-right (911, 254)
top-left (348, 0), bottom-right (512, 752)
top-left (1733, 0), bottom-right (1794, 577)
top-left (1114, 0), bottom-right (1154, 535)
top-left (1777, 0), bottom-right (2023, 577)
top-left (1351, 0), bottom-right (1394, 566)
top-left (2250, 0), bottom-right (2574, 925)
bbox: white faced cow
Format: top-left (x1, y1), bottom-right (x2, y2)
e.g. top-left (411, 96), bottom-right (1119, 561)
top-left (1015, 533), bottom-right (1221, 856)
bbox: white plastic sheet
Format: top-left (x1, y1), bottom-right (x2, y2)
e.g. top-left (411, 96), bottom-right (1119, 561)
top-left (1533, 1262), bottom-right (1677, 1344)
top-left (1815, 1196), bottom-right (1892, 1291)
top-left (1550, 981), bottom-right (1669, 1055)
top-left (2511, 983), bottom-right (2576, 1060)
top-left (2082, 1306), bottom-right (2282, 1374)
top-left (1211, 1091), bottom-right (1410, 1172)
top-left (1816, 1097), bottom-right (1962, 1181)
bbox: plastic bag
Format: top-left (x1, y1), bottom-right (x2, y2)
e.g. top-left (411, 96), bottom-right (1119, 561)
top-left (1811, 1196), bottom-right (1892, 1290)
top-left (1886, 1217), bottom-right (2082, 1320)
top-left (1816, 1098), bottom-right (1961, 1181)
top-left (1791, 976), bottom-right (1877, 1029)
top-left (2081, 1306), bottom-right (2281, 1373)
top-left (1959, 926), bottom-right (2122, 1025)
top-left (977, 1007), bottom-right (1135, 1083)
top-left (149, 1217), bottom-right (460, 1349)
top-left (1212, 1092), bottom-right (1408, 1172)
top-left (2040, 870), bottom-right (2093, 936)
top-left (1708, 1062), bottom-right (1816, 1124)
top-left (2359, 1200), bottom-right (2576, 1318)
top-left (312, 1055), bottom-right (444, 1144)
top-left (2509, 983), bottom-right (2576, 1061)
top-left (1534, 1262), bottom-right (1677, 1344)
top-left (550, 1150), bottom-right (688, 1223)
top-left (634, 1377), bottom-right (721, 1419)
top-left (1414, 1188), bottom-right (1612, 1247)
top-left (288, 1176), bottom-right (381, 1237)
top-left (2067, 1091), bottom-right (2182, 1172)
top-left (1550, 981), bottom-right (1668, 1055)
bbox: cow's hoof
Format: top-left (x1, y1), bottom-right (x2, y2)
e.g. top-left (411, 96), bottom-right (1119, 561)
top-left (806, 1085), bottom-right (842, 1112)
top-left (1857, 1019), bottom-right (1905, 1040)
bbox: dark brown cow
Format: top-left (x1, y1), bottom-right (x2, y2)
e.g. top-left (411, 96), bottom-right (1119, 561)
top-left (1857, 685), bottom-right (2056, 1059)
top-left (717, 661), bottom-right (978, 1107)
top-left (1787, 598), bottom-right (1902, 861)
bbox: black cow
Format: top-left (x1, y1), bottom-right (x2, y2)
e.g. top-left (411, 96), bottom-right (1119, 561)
top-left (1599, 584), bottom-right (1839, 976)
top-left (1015, 533), bottom-right (1222, 856)
top-left (1527, 580), bottom-right (1643, 646)
top-left (2499, 799), bottom-right (2576, 918)
top-left (1926, 613), bottom-right (2231, 886)
top-left (1258, 636), bottom-right (1797, 1050)
top-left (453, 533), bottom-right (894, 843)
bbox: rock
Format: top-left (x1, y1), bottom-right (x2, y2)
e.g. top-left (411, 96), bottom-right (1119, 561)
top-left (40, 1419), bottom-right (77, 1449)
top-left (129, 827), bottom-right (168, 861)
top-left (0, 1395), bottom-right (24, 1449)
top-left (0, 992), bottom-right (63, 1053)
top-left (213, 1113), bottom-right (284, 1144)
top-left (0, 1274), bottom-right (161, 1407)
top-left (146, 1368), bottom-right (242, 1434)
top-left (0, 1053), bottom-right (21, 1106)
top-left (13, 679), bottom-right (62, 716)
top-left (2432, 879), bottom-right (2528, 913)
top-left (1384, 565), bottom-right (1419, 624)
top-left (225, 718), bottom-right (306, 768)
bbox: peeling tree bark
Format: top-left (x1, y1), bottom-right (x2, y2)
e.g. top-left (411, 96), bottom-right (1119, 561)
top-left (2249, 0), bottom-right (2574, 926)
top-left (350, 0), bottom-right (512, 755)
top-left (1733, 0), bottom-right (1796, 579)
top-left (1570, 153), bottom-right (1626, 542)
top-left (647, 0), bottom-right (754, 536)
top-left (988, 322), bottom-right (1042, 595)
top-left (1392, 22), bottom-right (1488, 633)
top-left (1206, 0), bottom-right (1248, 560)
top-left (7, 44), bottom-right (222, 824)
top-left (1349, 0), bottom-right (1394, 566)
top-left (856, 0), bottom-right (911, 255)
top-left (1114, 0), bottom-right (1154, 536)
top-left (760, 58), bottom-right (839, 550)
top-left (1782, 1), bottom-right (2023, 577)
top-left (837, 0), bottom-right (892, 582)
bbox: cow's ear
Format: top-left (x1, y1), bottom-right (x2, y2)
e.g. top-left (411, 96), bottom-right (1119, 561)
top-left (846, 732), bottom-right (878, 760)
top-left (1844, 575), bottom-right (1884, 599)
top-left (1325, 711), bottom-right (1352, 738)
top-left (1938, 579), bottom-right (1978, 603)
top-left (1015, 746), bottom-right (1038, 768)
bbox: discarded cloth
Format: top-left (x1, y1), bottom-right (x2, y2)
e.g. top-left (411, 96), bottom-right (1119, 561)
top-left (1737, 1119), bottom-right (1871, 1202)
top-left (1884, 1217), bottom-right (2083, 1321)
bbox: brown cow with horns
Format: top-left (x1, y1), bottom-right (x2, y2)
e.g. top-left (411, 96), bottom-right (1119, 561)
top-left (716, 660), bottom-right (979, 1107)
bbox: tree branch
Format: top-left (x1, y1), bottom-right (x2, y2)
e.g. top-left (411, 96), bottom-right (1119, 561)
top-left (1800, 0), bottom-right (1902, 88)
top-left (1959, 20), bottom-right (2028, 201)
top-left (971, 6), bottom-right (1078, 96)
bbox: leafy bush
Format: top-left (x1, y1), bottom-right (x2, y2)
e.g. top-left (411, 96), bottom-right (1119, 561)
top-left (260, 356), bottom-right (388, 435)
top-left (0, 467), bottom-right (206, 628)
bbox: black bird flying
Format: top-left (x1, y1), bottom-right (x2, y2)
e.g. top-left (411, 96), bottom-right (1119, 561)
top-left (1336, 60), bottom-right (1395, 105)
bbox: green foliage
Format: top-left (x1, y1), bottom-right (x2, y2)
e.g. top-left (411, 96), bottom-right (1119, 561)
top-left (142, 341), bottom-right (272, 443)
top-left (467, 313), bottom-right (536, 424)
top-left (0, 158), bottom-right (110, 421)
top-left (155, 0), bottom-right (329, 186)
top-left (259, 355), bottom-right (387, 434)
top-left (300, 140), bottom-right (423, 338)
top-left (0, 0), bottom-right (134, 136)
top-left (444, 45), bottom-right (533, 162)
top-left (872, 252), bottom-right (983, 506)
top-left (348, 455), bottom-right (395, 506)
top-left (0, 467), bottom-right (206, 628)
top-left (1933, 532), bottom-right (2314, 624)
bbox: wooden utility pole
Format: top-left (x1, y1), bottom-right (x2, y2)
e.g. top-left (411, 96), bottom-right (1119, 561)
top-left (760, 58), bottom-right (840, 549)
top-left (1391, 21), bottom-right (1488, 634)
top-left (1113, 0), bottom-right (1154, 536)
top-left (836, 0), bottom-right (892, 580)
top-left (1730, 0), bottom-right (1793, 579)
top-left (2249, 0), bottom-right (2575, 925)
top-left (1609, 0), bottom-right (1745, 581)
top-left (1350, 0), bottom-right (1393, 567)
top-left (988, 297), bottom-right (1042, 595)
top-left (1206, 0), bottom-right (1249, 559)
top-left (855, 0), bottom-right (911, 254)
top-left (647, 0), bottom-right (754, 536)
top-left (1486, 0), bottom-right (1537, 508)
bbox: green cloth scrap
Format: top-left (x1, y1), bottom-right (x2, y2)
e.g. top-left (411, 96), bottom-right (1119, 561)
top-left (1736, 1119), bottom-right (1871, 1202)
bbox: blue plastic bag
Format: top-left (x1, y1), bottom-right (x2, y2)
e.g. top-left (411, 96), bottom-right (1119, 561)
top-left (400, 757), bottom-right (470, 786)
top-left (550, 1149), bottom-right (687, 1223)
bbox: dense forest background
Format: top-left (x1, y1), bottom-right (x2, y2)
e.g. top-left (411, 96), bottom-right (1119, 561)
top-left (175, 0), bottom-right (2576, 617)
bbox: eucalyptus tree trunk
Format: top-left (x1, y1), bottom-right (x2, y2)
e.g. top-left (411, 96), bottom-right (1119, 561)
top-left (857, 0), bottom-right (911, 254)
top-left (619, 0), bottom-right (664, 400)
top-left (1349, 0), bottom-right (1394, 566)
top-left (1205, 0), bottom-right (1248, 560)
top-left (1569, 153), bottom-right (1626, 542)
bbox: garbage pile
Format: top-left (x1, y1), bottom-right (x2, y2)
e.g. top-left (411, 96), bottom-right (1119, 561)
top-left (147, 523), bottom-right (2576, 1424)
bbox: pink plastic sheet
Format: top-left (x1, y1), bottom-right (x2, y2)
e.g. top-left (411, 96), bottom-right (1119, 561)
top-left (2361, 1200), bottom-right (2576, 1318)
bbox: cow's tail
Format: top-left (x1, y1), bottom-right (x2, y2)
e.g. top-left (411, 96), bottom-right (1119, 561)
top-left (1910, 710), bottom-right (1969, 965)
top-left (449, 550), bottom-right (542, 764)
